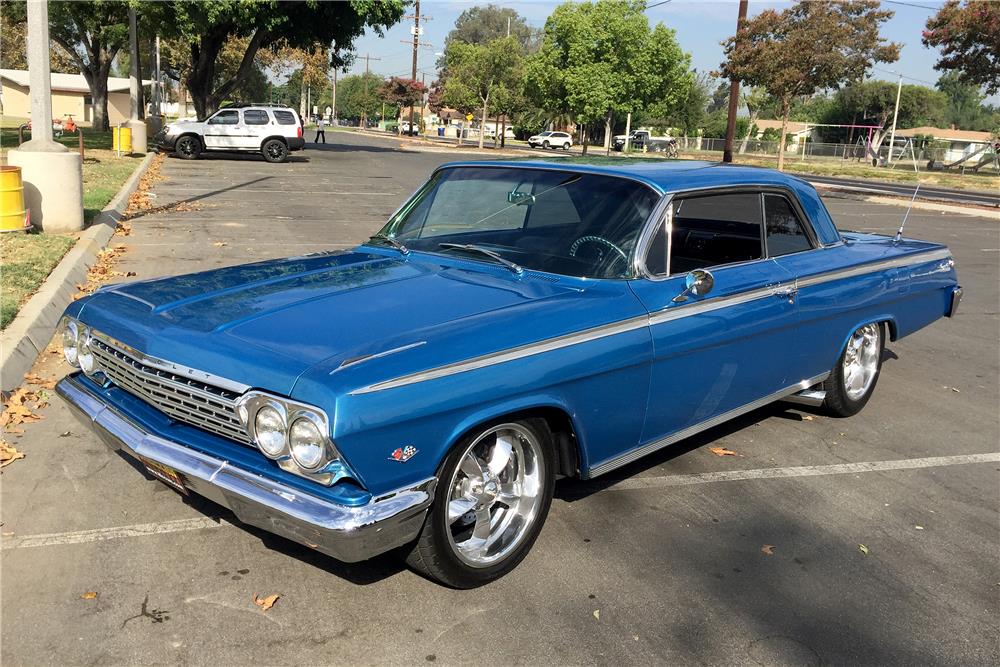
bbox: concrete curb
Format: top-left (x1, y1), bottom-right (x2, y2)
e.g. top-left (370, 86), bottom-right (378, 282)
top-left (812, 183), bottom-right (1000, 219)
top-left (0, 152), bottom-right (157, 392)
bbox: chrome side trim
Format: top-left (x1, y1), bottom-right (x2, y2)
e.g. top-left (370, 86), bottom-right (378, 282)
top-left (782, 388), bottom-right (827, 407)
top-left (57, 375), bottom-right (437, 563)
top-left (88, 328), bottom-right (251, 394)
top-left (350, 314), bottom-right (650, 395)
top-left (586, 372), bottom-right (830, 478)
top-left (351, 248), bottom-right (951, 395)
top-left (797, 248), bottom-right (952, 289)
top-left (334, 341), bottom-right (428, 372)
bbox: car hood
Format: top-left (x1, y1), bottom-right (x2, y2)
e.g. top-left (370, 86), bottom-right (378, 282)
top-left (72, 249), bottom-right (633, 397)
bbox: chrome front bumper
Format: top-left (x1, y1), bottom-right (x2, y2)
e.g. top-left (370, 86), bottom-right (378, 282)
top-left (57, 375), bottom-right (436, 563)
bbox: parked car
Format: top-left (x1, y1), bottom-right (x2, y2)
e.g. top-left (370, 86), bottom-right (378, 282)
top-left (613, 129), bottom-right (676, 155)
top-left (156, 104), bottom-right (305, 163)
top-left (528, 130), bottom-right (573, 149)
top-left (57, 160), bottom-right (960, 588)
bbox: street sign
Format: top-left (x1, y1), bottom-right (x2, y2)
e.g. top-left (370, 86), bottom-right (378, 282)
top-left (409, 26), bottom-right (424, 36)
top-left (466, 114), bottom-right (474, 121)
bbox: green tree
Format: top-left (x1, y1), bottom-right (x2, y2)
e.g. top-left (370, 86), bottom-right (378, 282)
top-left (154, 0), bottom-right (404, 119)
top-left (442, 4), bottom-right (534, 53)
top-left (923, 1), bottom-right (1000, 96)
top-left (936, 71), bottom-right (994, 131)
top-left (335, 72), bottom-right (385, 122)
top-left (526, 0), bottom-right (690, 154)
top-left (719, 0), bottom-right (900, 169)
top-left (0, 3), bottom-right (79, 74)
top-left (830, 81), bottom-right (948, 147)
top-left (444, 36), bottom-right (524, 149)
top-left (3, 1), bottom-right (131, 130)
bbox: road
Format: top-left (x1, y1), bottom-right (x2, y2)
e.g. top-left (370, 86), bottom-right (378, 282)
top-left (2, 132), bottom-right (997, 666)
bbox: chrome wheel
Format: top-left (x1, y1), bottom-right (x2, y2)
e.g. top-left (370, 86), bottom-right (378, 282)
top-left (445, 423), bottom-right (545, 568)
top-left (843, 323), bottom-right (880, 401)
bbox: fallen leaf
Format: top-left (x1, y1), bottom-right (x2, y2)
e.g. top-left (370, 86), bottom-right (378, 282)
top-left (802, 415), bottom-right (815, 421)
top-left (81, 591), bottom-right (98, 600)
top-left (761, 544), bottom-right (775, 555)
top-left (59, 430), bottom-right (72, 437)
top-left (592, 609), bottom-right (600, 620)
top-left (915, 525), bottom-right (924, 530)
top-left (212, 241), bottom-right (227, 247)
top-left (709, 446), bottom-right (737, 457)
top-left (0, 441), bottom-right (26, 468)
top-left (253, 593), bottom-right (280, 611)
top-left (859, 544), bottom-right (869, 555)
top-left (951, 387), bottom-right (960, 393)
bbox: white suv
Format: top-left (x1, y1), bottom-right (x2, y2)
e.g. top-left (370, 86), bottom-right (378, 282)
top-left (158, 105), bottom-right (305, 163)
top-left (527, 131), bottom-right (573, 150)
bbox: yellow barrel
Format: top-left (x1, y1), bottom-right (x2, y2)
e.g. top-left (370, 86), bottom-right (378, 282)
top-left (0, 166), bottom-right (29, 232)
top-left (112, 125), bottom-right (132, 153)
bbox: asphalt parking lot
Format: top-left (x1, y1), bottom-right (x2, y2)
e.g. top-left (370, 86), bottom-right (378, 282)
top-left (2, 131), bottom-right (997, 666)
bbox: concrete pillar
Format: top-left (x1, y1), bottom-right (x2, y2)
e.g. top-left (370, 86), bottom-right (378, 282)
top-left (127, 6), bottom-right (148, 153)
top-left (9, 0), bottom-right (84, 232)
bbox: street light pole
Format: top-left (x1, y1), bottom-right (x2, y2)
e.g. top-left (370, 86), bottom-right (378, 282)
top-left (887, 73), bottom-right (903, 165)
top-left (723, 0), bottom-right (749, 164)
top-left (409, 0), bottom-right (420, 135)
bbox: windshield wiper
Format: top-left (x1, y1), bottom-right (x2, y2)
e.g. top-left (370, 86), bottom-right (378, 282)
top-left (368, 233), bottom-right (409, 255)
top-left (438, 243), bottom-right (523, 275)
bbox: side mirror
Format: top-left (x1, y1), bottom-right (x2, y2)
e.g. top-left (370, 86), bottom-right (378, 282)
top-left (672, 269), bottom-right (714, 303)
top-left (507, 190), bottom-right (534, 206)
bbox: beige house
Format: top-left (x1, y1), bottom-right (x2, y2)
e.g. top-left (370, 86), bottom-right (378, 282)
top-left (895, 126), bottom-right (996, 164)
top-left (0, 69), bottom-right (150, 126)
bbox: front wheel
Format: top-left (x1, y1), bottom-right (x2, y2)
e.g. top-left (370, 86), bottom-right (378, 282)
top-left (542, 140), bottom-right (550, 149)
top-left (406, 419), bottom-right (555, 588)
top-left (262, 138), bottom-right (289, 163)
top-left (175, 135), bottom-right (201, 160)
top-left (823, 322), bottom-right (884, 417)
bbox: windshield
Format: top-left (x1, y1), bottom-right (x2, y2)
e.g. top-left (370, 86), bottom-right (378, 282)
top-left (539, 131), bottom-right (553, 136)
top-left (376, 166), bottom-right (659, 279)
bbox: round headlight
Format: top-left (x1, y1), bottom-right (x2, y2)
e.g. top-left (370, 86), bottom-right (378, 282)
top-left (62, 319), bottom-right (80, 367)
top-left (254, 406), bottom-right (287, 458)
top-left (78, 328), bottom-right (96, 375)
top-left (289, 418), bottom-right (325, 470)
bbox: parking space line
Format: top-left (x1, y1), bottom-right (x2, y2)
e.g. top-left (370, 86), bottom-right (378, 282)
top-left (1, 517), bottom-right (231, 551)
top-left (606, 453), bottom-right (1000, 491)
top-left (4, 454), bottom-right (996, 551)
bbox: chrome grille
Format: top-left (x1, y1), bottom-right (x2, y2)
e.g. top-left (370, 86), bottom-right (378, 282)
top-left (89, 337), bottom-right (251, 444)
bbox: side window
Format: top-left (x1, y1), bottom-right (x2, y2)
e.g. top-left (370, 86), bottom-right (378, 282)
top-left (243, 109), bottom-right (270, 125)
top-left (668, 193), bottom-right (763, 274)
top-left (764, 194), bottom-right (812, 256)
top-left (273, 110), bottom-right (297, 125)
top-left (207, 110), bottom-right (240, 125)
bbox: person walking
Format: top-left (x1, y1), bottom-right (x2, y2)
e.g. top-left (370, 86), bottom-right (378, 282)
top-left (315, 116), bottom-right (326, 144)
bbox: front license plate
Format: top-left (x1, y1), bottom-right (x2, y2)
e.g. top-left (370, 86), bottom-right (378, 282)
top-left (139, 457), bottom-right (188, 494)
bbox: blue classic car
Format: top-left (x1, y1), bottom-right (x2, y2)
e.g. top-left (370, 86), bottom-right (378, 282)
top-left (57, 160), bottom-right (961, 587)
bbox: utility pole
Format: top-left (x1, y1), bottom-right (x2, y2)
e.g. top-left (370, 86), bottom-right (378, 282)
top-left (361, 53), bottom-right (380, 130)
top-left (127, 6), bottom-right (147, 152)
top-left (887, 73), bottom-right (903, 165)
top-left (8, 0), bottom-right (84, 232)
top-left (332, 68), bottom-right (338, 125)
top-left (507, 16), bottom-right (511, 37)
top-left (723, 0), bottom-right (748, 163)
top-left (402, 1), bottom-right (432, 135)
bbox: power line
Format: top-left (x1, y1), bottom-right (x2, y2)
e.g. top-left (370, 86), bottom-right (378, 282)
top-left (645, 0), bottom-right (674, 9)
top-left (872, 66), bottom-right (938, 87)
top-left (881, 0), bottom-right (940, 11)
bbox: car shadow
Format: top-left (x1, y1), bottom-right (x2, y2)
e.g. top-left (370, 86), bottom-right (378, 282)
top-left (304, 140), bottom-right (405, 153)
top-left (166, 151), bottom-right (310, 164)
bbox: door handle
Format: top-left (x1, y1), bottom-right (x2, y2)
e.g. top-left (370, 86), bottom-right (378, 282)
top-left (773, 285), bottom-right (798, 300)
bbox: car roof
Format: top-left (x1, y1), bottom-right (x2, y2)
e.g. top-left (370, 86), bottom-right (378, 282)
top-left (435, 159), bottom-right (813, 194)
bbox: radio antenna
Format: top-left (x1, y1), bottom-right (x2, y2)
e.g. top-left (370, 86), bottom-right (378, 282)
top-left (893, 184), bottom-right (920, 244)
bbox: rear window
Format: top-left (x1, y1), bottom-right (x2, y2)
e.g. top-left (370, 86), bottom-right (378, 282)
top-left (244, 109), bottom-right (270, 125)
top-left (273, 110), bottom-right (297, 125)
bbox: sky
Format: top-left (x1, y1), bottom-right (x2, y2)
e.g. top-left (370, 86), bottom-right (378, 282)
top-left (344, 0), bottom-right (996, 103)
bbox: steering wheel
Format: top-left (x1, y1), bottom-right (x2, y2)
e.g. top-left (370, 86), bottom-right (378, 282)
top-left (569, 235), bottom-right (629, 275)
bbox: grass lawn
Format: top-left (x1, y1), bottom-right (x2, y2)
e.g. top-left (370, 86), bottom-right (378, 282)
top-left (0, 233), bottom-right (75, 329)
top-left (1, 118), bottom-right (143, 328)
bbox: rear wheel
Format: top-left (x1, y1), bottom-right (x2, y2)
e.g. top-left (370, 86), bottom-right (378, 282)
top-left (175, 135), bottom-right (201, 160)
top-left (823, 322), bottom-right (884, 417)
top-left (563, 142), bottom-right (571, 150)
top-left (262, 138), bottom-right (289, 163)
top-left (406, 419), bottom-right (555, 588)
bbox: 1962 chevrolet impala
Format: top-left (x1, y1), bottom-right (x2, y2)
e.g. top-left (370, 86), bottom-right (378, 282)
top-left (57, 160), bottom-right (961, 587)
